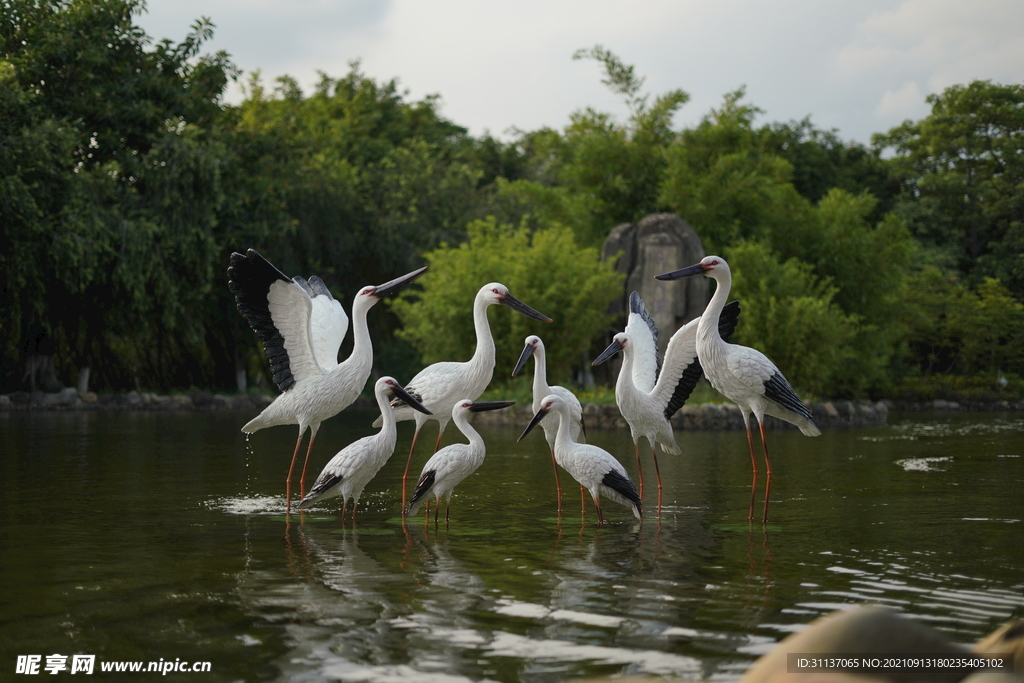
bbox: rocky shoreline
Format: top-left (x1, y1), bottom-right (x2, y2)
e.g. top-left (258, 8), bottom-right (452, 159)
top-left (4, 388), bottom-right (1022, 429)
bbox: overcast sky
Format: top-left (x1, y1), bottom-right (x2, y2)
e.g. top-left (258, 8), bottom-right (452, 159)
top-left (136, 0), bottom-right (1024, 145)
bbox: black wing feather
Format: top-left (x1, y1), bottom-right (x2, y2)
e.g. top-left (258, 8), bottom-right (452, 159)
top-left (629, 291), bottom-right (661, 381)
top-left (664, 357), bottom-right (704, 420)
top-left (303, 472), bottom-right (343, 504)
top-left (663, 300), bottom-right (742, 420)
top-left (718, 300), bottom-right (741, 341)
top-left (601, 469), bottom-right (641, 508)
top-left (408, 469), bottom-right (436, 511)
top-left (763, 372), bottom-right (813, 420)
top-left (227, 249), bottom-right (296, 392)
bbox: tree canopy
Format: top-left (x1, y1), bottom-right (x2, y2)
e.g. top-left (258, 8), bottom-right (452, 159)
top-left (1, 7), bottom-right (1020, 400)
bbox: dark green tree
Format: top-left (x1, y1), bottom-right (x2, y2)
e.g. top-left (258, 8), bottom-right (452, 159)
top-left (217, 66), bottom-right (490, 386)
top-left (761, 117), bottom-right (900, 219)
top-left (0, 0), bottom-right (236, 391)
top-left (875, 80), bottom-right (1024, 299)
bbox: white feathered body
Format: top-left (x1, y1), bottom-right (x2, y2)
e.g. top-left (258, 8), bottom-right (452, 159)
top-left (407, 407), bottom-right (488, 516)
top-left (242, 279), bottom-right (376, 435)
top-left (243, 356), bottom-right (371, 433)
top-left (375, 286), bottom-right (499, 434)
top-left (389, 356), bottom-right (493, 429)
top-left (298, 377), bottom-right (404, 508)
top-left (695, 261), bottom-right (820, 437)
top-left (698, 329), bottom-right (820, 436)
top-left (546, 397), bottom-right (641, 519)
top-left (300, 421), bottom-right (395, 508)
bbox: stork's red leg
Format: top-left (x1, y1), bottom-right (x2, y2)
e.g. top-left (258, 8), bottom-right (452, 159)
top-left (299, 431), bottom-right (317, 498)
top-left (285, 434), bottom-right (303, 513)
top-left (633, 442), bottom-right (645, 498)
top-left (593, 495), bottom-right (605, 527)
top-left (550, 448), bottom-right (563, 513)
top-left (651, 445), bottom-right (663, 512)
top-left (401, 428), bottom-right (421, 514)
top-left (760, 421), bottom-right (772, 524)
top-left (745, 424), bottom-right (758, 521)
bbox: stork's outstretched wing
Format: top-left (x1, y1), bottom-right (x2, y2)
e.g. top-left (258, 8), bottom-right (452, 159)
top-left (623, 291), bottom-right (659, 393)
top-left (294, 275), bottom-right (348, 372)
top-left (228, 249), bottom-right (338, 391)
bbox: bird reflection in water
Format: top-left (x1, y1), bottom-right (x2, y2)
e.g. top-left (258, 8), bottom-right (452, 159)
top-left (745, 526), bottom-right (775, 612)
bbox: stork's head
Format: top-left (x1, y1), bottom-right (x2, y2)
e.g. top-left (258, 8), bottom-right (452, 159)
top-left (478, 283), bottom-right (552, 322)
top-left (516, 395), bottom-right (573, 444)
top-left (377, 376), bottom-right (431, 415)
top-left (518, 393), bottom-right (566, 442)
top-left (511, 335), bottom-right (545, 377)
top-left (592, 332), bottom-right (630, 366)
top-left (356, 285), bottom-right (380, 306)
top-left (655, 255), bottom-right (730, 281)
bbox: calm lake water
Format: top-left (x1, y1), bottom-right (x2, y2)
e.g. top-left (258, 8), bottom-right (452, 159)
top-left (1, 407), bottom-right (1022, 682)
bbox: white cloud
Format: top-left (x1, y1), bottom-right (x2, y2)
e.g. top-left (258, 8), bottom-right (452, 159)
top-left (135, 0), bottom-right (1024, 144)
top-left (874, 80), bottom-right (926, 119)
top-left (835, 0), bottom-right (1024, 123)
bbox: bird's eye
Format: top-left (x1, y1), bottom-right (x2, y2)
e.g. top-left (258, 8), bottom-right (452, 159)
top-left (492, 288), bottom-right (501, 295)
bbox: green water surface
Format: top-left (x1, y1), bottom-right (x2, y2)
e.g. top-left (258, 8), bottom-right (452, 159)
top-left (1, 408), bottom-right (1021, 682)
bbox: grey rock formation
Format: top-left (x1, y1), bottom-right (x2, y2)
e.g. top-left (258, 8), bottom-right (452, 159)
top-left (602, 213), bottom-right (709, 357)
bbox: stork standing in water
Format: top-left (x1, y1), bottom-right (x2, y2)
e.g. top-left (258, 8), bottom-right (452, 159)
top-left (407, 399), bottom-right (516, 523)
top-left (511, 335), bottom-right (586, 512)
top-left (228, 249), bottom-right (426, 511)
top-left (519, 394), bottom-right (641, 526)
top-left (656, 255), bottom-right (820, 523)
top-left (298, 376), bottom-right (431, 522)
top-left (378, 283), bottom-right (551, 511)
top-left (592, 292), bottom-right (740, 506)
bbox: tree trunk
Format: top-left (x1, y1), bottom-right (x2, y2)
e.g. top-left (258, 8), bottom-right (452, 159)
top-left (77, 366), bottom-right (91, 395)
top-left (234, 346), bottom-right (247, 394)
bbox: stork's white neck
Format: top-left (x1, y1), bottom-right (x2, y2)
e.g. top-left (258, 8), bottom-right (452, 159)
top-left (452, 408), bottom-right (485, 452)
top-left (339, 296), bottom-right (374, 377)
top-left (531, 344), bottom-right (551, 407)
top-left (468, 294), bottom-right (496, 375)
top-left (374, 382), bottom-right (396, 436)
top-left (551, 402), bottom-right (575, 449)
top-left (615, 344), bottom-right (636, 400)
top-left (697, 268), bottom-right (732, 361)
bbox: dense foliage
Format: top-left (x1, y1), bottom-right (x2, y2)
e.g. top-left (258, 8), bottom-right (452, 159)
top-left (390, 218), bottom-right (623, 386)
top-left (1, 4), bottom-right (1020, 400)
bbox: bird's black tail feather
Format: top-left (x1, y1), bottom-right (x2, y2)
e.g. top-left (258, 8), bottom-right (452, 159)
top-left (298, 472), bottom-right (342, 508)
top-left (601, 469), bottom-right (642, 519)
top-left (406, 470), bottom-right (436, 515)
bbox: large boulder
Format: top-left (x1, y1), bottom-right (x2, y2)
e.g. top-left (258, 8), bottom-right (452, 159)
top-left (602, 213), bottom-right (708, 357)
